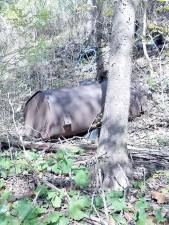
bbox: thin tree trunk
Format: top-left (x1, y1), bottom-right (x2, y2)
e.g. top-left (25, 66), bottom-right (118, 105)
top-left (98, 0), bottom-right (139, 190)
top-left (92, 0), bottom-right (106, 82)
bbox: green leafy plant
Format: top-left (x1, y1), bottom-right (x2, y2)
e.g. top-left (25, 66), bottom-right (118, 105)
top-left (0, 199), bottom-right (44, 225)
top-left (93, 195), bottom-right (104, 209)
top-left (44, 211), bottom-right (69, 225)
top-left (155, 208), bottom-right (166, 223)
top-left (106, 191), bottom-right (127, 213)
top-left (134, 198), bottom-right (150, 225)
top-left (73, 168), bottom-right (89, 188)
top-left (0, 179), bottom-right (5, 189)
top-left (35, 185), bottom-right (48, 198)
top-left (112, 214), bottom-right (128, 225)
top-left (68, 196), bottom-right (90, 221)
top-left (0, 157), bottom-right (12, 178)
top-left (47, 190), bottom-right (64, 209)
top-left (133, 180), bottom-right (146, 193)
top-left (51, 150), bottom-right (74, 175)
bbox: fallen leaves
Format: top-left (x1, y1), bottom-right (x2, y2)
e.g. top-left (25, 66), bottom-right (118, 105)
top-left (151, 191), bottom-right (168, 204)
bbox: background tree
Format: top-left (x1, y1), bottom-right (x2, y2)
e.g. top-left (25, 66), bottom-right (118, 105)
top-left (98, 0), bottom-right (139, 190)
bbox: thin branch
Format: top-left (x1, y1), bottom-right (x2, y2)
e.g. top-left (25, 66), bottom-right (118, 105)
top-left (98, 169), bottom-right (109, 224)
top-left (142, 1), bottom-right (154, 76)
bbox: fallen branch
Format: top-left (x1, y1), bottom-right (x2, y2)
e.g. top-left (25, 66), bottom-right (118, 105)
top-left (0, 137), bottom-right (97, 152)
top-left (1, 136), bottom-right (169, 166)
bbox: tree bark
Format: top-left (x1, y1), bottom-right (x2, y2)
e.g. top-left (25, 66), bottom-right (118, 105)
top-left (92, 0), bottom-right (107, 82)
top-left (98, 0), bottom-right (139, 190)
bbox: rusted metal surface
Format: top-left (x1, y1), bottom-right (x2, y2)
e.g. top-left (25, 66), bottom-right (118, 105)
top-left (24, 82), bottom-right (106, 139)
top-left (24, 81), bottom-right (149, 139)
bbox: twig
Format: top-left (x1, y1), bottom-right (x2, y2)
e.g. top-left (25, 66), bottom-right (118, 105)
top-left (85, 215), bottom-right (108, 225)
top-left (142, 0), bottom-right (154, 76)
top-left (91, 192), bottom-right (102, 223)
top-left (98, 169), bottom-right (109, 225)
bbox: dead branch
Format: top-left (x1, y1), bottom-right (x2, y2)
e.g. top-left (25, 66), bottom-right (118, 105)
top-left (142, 0), bottom-right (154, 76)
top-left (1, 136), bottom-right (169, 167)
top-left (0, 136), bottom-right (96, 151)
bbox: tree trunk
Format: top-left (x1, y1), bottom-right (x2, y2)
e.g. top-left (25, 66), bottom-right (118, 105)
top-left (98, 0), bottom-right (139, 190)
top-left (92, 0), bottom-right (106, 82)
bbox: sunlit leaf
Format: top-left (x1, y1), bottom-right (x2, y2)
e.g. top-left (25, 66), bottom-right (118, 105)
top-left (51, 195), bottom-right (62, 208)
top-left (73, 169), bottom-right (89, 188)
top-left (69, 196), bottom-right (90, 221)
top-left (44, 211), bottom-right (61, 224)
top-left (24, 151), bottom-right (39, 161)
top-left (58, 216), bottom-right (69, 225)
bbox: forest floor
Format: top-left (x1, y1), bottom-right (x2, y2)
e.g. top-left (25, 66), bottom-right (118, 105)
top-left (1, 48), bottom-right (169, 225)
top-left (0, 82), bottom-right (169, 225)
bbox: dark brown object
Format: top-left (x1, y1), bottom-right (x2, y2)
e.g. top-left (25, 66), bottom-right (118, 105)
top-left (24, 82), bottom-right (107, 139)
top-left (24, 81), bottom-right (149, 139)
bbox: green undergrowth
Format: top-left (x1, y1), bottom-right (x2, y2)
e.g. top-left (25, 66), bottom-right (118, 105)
top-left (0, 147), bottom-right (168, 225)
